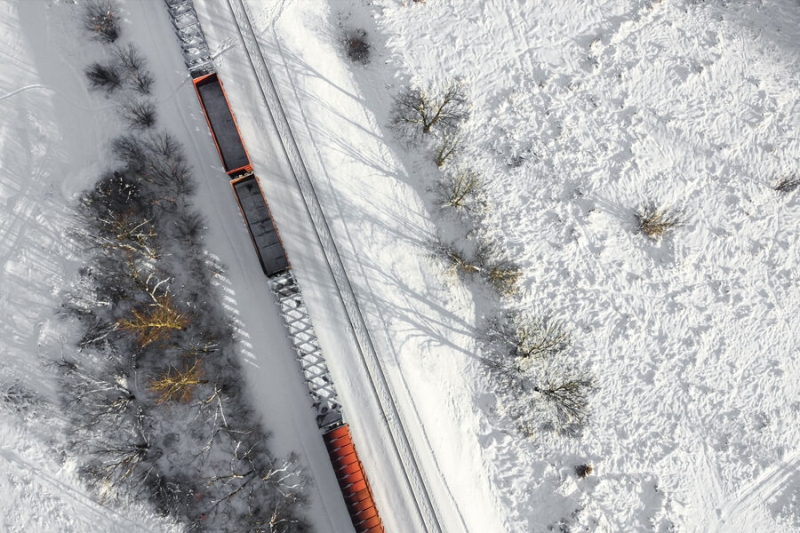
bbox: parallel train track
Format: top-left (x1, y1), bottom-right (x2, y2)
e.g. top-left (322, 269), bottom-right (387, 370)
top-left (221, 0), bottom-right (446, 532)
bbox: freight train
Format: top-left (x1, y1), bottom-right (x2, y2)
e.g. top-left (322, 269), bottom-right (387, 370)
top-left (192, 71), bottom-right (385, 533)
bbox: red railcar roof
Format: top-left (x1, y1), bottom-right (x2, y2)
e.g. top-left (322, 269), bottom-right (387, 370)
top-left (322, 424), bottom-right (385, 533)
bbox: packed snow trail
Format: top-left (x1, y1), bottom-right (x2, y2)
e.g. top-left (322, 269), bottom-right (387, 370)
top-left (221, 0), bottom-right (448, 531)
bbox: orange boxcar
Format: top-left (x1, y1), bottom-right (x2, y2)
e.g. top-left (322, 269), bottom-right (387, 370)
top-left (322, 424), bottom-right (385, 533)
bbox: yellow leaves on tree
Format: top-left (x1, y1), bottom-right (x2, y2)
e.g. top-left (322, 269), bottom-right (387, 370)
top-left (149, 360), bottom-right (207, 404)
top-left (117, 294), bottom-right (189, 347)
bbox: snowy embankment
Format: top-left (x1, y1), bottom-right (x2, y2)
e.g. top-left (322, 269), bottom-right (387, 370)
top-left (0, 1), bottom-right (354, 531)
top-left (196, 0), bottom-right (800, 531)
top-left (0, 1), bottom-right (177, 530)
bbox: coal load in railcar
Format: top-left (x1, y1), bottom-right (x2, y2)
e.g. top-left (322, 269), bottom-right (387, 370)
top-left (231, 174), bottom-right (289, 277)
top-left (193, 72), bottom-right (251, 175)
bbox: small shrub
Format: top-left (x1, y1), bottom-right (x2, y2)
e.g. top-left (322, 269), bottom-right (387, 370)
top-left (121, 100), bottom-right (157, 129)
top-left (432, 241), bottom-right (481, 279)
top-left (477, 242), bottom-right (522, 295)
top-left (514, 316), bottom-right (571, 360)
top-left (637, 205), bottom-right (678, 240)
top-left (774, 176), bottom-right (800, 193)
top-left (345, 29), bottom-right (370, 64)
top-left (435, 133), bottom-right (460, 167)
top-left (486, 263), bottom-right (522, 296)
top-left (442, 169), bottom-right (481, 210)
top-left (575, 464), bottom-right (593, 478)
top-left (83, 0), bottom-right (120, 43)
top-left (85, 62), bottom-right (121, 92)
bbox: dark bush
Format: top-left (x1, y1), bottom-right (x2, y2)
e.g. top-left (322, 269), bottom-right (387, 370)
top-left (83, 0), bottom-right (120, 43)
top-left (575, 464), bottom-right (593, 478)
top-left (85, 62), bottom-right (121, 92)
top-left (345, 29), bottom-right (370, 64)
top-left (775, 176), bottom-right (800, 193)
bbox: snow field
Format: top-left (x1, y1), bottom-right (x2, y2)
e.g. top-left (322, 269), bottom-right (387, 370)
top-left (367, 0), bottom-right (800, 530)
top-left (2, 0), bottom-right (798, 531)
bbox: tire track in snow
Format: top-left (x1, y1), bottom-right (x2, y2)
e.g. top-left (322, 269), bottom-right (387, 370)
top-left (710, 451), bottom-right (800, 533)
top-left (0, 83), bottom-right (49, 102)
top-left (223, 0), bottom-right (449, 531)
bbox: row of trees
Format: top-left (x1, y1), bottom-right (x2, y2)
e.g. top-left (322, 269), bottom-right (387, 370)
top-left (389, 81), bottom-right (593, 437)
top-left (57, 4), bottom-right (311, 531)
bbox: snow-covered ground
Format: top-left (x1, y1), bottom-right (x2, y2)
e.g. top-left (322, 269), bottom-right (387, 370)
top-left (0, 1), bottom-right (178, 530)
top-left (2, 0), bottom-right (800, 532)
top-left (198, 0), bottom-right (800, 531)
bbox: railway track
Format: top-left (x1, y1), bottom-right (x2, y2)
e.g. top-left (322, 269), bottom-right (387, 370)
top-left (222, 1), bottom-right (446, 531)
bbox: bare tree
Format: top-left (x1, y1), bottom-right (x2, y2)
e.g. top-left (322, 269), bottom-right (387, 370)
top-left (113, 43), bottom-right (144, 71)
top-left (83, 0), bottom-right (120, 43)
top-left (514, 317), bottom-right (570, 360)
top-left (117, 294), bottom-right (189, 347)
top-left (149, 360), bottom-right (207, 404)
top-left (95, 212), bottom-right (158, 259)
top-left (113, 44), bottom-right (154, 94)
top-left (481, 312), bottom-right (592, 436)
top-left (110, 135), bottom-right (148, 172)
top-left (534, 373), bottom-right (593, 434)
top-left (169, 205), bottom-right (206, 245)
top-left (0, 380), bottom-right (42, 418)
top-left (120, 100), bottom-right (157, 129)
top-left (392, 81), bottom-right (470, 140)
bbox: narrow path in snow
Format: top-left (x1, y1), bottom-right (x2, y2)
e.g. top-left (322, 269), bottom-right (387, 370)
top-left (0, 446), bottom-right (161, 533)
top-left (222, 0), bottom-right (449, 531)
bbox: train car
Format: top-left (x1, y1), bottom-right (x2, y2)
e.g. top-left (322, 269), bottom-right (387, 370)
top-left (230, 174), bottom-right (290, 277)
top-left (191, 66), bottom-right (386, 533)
top-left (192, 72), bottom-right (252, 175)
top-left (323, 424), bottom-right (385, 533)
